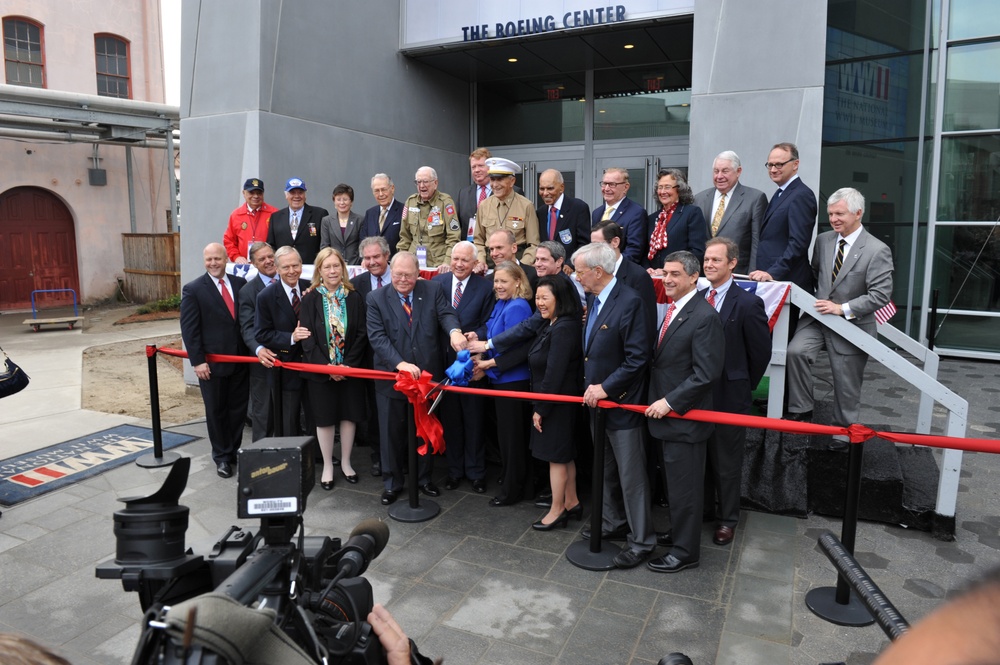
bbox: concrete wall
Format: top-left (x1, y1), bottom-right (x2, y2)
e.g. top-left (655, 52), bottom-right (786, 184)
top-left (179, 0), bottom-right (473, 283)
top-left (687, 0), bottom-right (827, 196)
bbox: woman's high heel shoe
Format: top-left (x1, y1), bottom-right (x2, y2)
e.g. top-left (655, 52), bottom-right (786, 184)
top-left (320, 480), bottom-right (334, 491)
top-left (532, 510), bottom-right (569, 531)
top-left (566, 503), bottom-right (584, 520)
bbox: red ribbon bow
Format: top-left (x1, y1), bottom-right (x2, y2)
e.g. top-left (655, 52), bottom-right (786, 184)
top-left (393, 371), bottom-right (446, 455)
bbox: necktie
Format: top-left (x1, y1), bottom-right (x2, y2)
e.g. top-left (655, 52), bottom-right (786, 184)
top-left (378, 207), bottom-right (387, 233)
top-left (291, 288), bottom-right (300, 316)
top-left (657, 303), bottom-right (676, 348)
top-left (711, 193), bottom-right (726, 236)
top-left (549, 206), bottom-right (558, 240)
top-left (601, 206), bottom-right (614, 222)
top-left (290, 211), bottom-right (300, 238)
top-left (707, 289), bottom-right (717, 308)
top-left (832, 239), bottom-right (847, 282)
top-left (376, 275), bottom-right (383, 289)
top-left (453, 281), bottom-right (463, 309)
top-left (584, 298), bottom-right (600, 348)
top-left (477, 185), bottom-right (487, 206)
top-left (219, 279), bottom-right (235, 318)
top-left (402, 295), bottom-right (412, 326)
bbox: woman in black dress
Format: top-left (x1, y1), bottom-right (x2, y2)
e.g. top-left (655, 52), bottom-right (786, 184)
top-left (528, 275), bottom-right (584, 530)
top-left (300, 247), bottom-right (367, 488)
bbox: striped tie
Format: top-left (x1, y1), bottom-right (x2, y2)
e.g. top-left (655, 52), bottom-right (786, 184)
top-left (402, 295), bottom-right (412, 326)
top-left (453, 281), bottom-right (463, 309)
top-left (831, 239), bottom-right (847, 282)
top-left (291, 288), bottom-right (300, 317)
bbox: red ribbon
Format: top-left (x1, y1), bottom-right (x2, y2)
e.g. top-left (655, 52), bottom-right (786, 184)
top-left (149, 346), bottom-right (1000, 455)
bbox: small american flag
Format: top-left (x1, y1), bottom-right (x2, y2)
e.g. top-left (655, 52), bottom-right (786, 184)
top-left (875, 300), bottom-right (897, 325)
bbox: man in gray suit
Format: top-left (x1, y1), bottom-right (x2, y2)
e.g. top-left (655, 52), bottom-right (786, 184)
top-left (786, 187), bottom-right (893, 434)
top-left (694, 150), bottom-right (767, 275)
top-left (238, 241), bottom-right (278, 442)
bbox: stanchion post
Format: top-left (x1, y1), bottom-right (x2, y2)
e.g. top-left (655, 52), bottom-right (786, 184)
top-left (136, 345), bottom-right (180, 468)
top-left (566, 406), bottom-right (620, 570)
top-left (272, 367), bottom-right (284, 437)
top-left (388, 401), bottom-right (440, 523)
top-left (805, 439), bottom-right (875, 626)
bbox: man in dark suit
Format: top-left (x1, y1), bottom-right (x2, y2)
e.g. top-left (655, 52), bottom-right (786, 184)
top-left (265, 178), bottom-right (329, 265)
top-left (433, 241), bottom-right (495, 493)
top-left (750, 142), bottom-right (817, 293)
top-left (253, 246), bottom-right (312, 437)
top-left (238, 241), bottom-right (278, 442)
top-left (360, 174), bottom-right (404, 256)
top-left (352, 236), bottom-right (392, 477)
top-left (180, 243), bottom-right (249, 478)
top-left (787, 187), bottom-right (893, 437)
top-left (487, 228), bottom-right (538, 295)
top-left (455, 147), bottom-right (493, 239)
top-left (591, 220), bottom-right (657, 344)
top-left (591, 167), bottom-right (647, 264)
top-left (694, 151), bottom-right (768, 275)
top-left (537, 169), bottom-right (591, 259)
top-left (366, 251), bottom-right (468, 505)
top-left (573, 242), bottom-right (654, 569)
top-left (645, 251), bottom-right (725, 573)
top-left (701, 238), bottom-right (772, 546)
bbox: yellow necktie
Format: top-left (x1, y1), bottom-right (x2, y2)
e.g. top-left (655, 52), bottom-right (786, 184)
top-left (378, 207), bottom-right (387, 233)
top-left (601, 205), bottom-right (614, 221)
top-left (711, 193), bottom-right (726, 236)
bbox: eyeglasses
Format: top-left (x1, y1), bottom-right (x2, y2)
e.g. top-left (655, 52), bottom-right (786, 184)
top-left (599, 181), bottom-right (626, 189)
top-left (414, 179), bottom-right (435, 186)
top-left (765, 159), bottom-right (795, 170)
top-left (656, 185), bottom-right (677, 192)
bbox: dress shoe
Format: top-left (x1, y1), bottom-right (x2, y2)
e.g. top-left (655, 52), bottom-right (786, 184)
top-left (534, 495), bottom-right (552, 508)
top-left (332, 456), bottom-right (341, 466)
top-left (581, 525), bottom-right (630, 542)
top-left (321, 480), bottom-right (334, 491)
top-left (656, 531), bottom-right (673, 547)
top-left (380, 489), bottom-right (399, 505)
top-left (472, 479), bottom-right (487, 494)
top-left (341, 471), bottom-right (358, 485)
top-left (786, 409), bottom-right (813, 422)
top-left (658, 653), bottom-right (694, 665)
top-left (444, 477), bottom-right (460, 490)
top-left (613, 548), bottom-right (648, 569)
top-left (647, 553), bottom-right (699, 573)
top-left (532, 510), bottom-right (569, 531)
top-left (489, 496), bottom-right (516, 507)
top-left (496, 475), bottom-right (504, 486)
top-left (566, 503), bottom-right (584, 520)
top-left (713, 525), bottom-right (735, 546)
top-left (419, 483), bottom-right (440, 498)
top-left (370, 462), bottom-right (382, 477)
top-left (216, 462), bottom-right (233, 478)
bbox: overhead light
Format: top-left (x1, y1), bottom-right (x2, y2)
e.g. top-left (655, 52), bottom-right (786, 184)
top-left (624, 44), bottom-right (634, 49)
top-left (508, 57), bottom-right (518, 63)
top-left (599, 109), bottom-right (606, 114)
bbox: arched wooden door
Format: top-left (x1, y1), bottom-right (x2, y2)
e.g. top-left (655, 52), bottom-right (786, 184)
top-left (0, 187), bottom-right (80, 310)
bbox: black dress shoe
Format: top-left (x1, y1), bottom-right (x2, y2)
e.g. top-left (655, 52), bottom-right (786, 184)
top-left (370, 462), bottom-right (382, 477)
top-left (419, 483), bottom-right (440, 498)
top-left (489, 496), bottom-right (516, 507)
top-left (321, 480), bottom-right (334, 491)
top-left (656, 531), bottom-right (674, 547)
top-left (444, 477), bottom-right (460, 490)
top-left (532, 510), bottom-right (569, 531)
top-left (534, 495), bottom-right (552, 508)
top-left (472, 479), bottom-right (487, 493)
top-left (647, 554), bottom-right (699, 573)
top-left (566, 503), bottom-right (584, 520)
top-left (582, 525), bottom-right (629, 541)
top-left (713, 525), bottom-right (735, 546)
top-left (332, 456), bottom-right (341, 466)
top-left (786, 409), bottom-right (813, 422)
top-left (341, 471), bottom-right (358, 485)
top-left (613, 549), bottom-right (648, 569)
top-left (380, 489), bottom-right (399, 505)
top-left (216, 462), bottom-right (232, 478)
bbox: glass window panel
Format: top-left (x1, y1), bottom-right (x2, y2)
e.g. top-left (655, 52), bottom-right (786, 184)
top-left (930, 225), bottom-right (1000, 318)
top-left (943, 41), bottom-right (1000, 131)
top-left (827, 2), bottom-right (929, 53)
top-left (938, 134), bottom-right (1000, 221)
top-left (594, 90), bottom-right (690, 140)
top-left (477, 75), bottom-right (585, 145)
top-left (824, 53), bottom-right (924, 142)
top-left (949, 0), bottom-right (1000, 41)
top-left (933, 314), bottom-right (1000, 352)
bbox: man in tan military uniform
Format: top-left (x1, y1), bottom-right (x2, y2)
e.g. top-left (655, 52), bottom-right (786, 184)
top-left (397, 166), bottom-right (461, 270)
top-left (472, 157), bottom-right (540, 271)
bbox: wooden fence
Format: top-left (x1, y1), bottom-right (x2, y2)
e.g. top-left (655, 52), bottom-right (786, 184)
top-left (121, 233), bottom-right (180, 303)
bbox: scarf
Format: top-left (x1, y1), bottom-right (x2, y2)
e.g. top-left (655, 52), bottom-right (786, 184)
top-left (319, 284), bottom-right (348, 365)
top-left (648, 202), bottom-right (677, 260)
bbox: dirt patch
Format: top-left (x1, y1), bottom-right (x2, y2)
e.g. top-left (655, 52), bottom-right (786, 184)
top-left (114, 310), bottom-right (180, 325)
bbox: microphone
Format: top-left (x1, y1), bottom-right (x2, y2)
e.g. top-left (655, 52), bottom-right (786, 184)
top-left (332, 518), bottom-right (390, 578)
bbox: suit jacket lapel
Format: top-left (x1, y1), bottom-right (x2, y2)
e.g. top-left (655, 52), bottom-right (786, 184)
top-left (718, 286), bottom-right (738, 325)
top-left (586, 286), bottom-right (615, 353)
top-left (717, 186), bottom-right (742, 235)
top-left (831, 231), bottom-right (866, 290)
top-left (658, 296), bottom-right (698, 356)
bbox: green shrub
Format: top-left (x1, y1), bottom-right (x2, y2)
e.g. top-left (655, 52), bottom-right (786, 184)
top-left (136, 294), bottom-right (181, 315)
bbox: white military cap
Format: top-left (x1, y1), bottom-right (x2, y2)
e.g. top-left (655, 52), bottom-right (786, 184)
top-left (486, 157), bottom-right (521, 176)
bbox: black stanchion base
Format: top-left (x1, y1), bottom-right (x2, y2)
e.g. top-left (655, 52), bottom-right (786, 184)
top-left (135, 451), bottom-right (181, 468)
top-left (388, 499), bottom-right (441, 523)
top-left (566, 539), bottom-right (621, 571)
top-left (805, 586), bottom-right (875, 627)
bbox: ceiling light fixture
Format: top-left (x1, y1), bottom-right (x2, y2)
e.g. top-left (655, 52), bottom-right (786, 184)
top-left (624, 44), bottom-right (634, 49)
top-left (508, 57), bottom-right (518, 63)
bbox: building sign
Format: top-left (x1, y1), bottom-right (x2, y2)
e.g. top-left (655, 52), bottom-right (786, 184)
top-left (401, 0), bottom-right (693, 50)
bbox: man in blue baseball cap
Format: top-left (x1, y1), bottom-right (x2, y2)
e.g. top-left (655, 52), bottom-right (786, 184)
top-left (265, 178), bottom-right (329, 264)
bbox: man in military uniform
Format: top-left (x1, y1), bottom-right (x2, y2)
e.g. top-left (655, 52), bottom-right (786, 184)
top-left (472, 157), bottom-right (540, 272)
top-left (397, 166), bottom-right (461, 271)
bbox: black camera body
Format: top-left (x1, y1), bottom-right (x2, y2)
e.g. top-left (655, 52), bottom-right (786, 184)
top-left (96, 439), bottom-right (390, 665)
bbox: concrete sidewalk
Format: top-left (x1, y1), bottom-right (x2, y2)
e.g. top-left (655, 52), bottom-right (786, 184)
top-left (0, 311), bottom-right (998, 665)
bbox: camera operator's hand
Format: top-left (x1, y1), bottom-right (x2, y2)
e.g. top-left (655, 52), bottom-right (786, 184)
top-left (368, 604), bottom-right (411, 665)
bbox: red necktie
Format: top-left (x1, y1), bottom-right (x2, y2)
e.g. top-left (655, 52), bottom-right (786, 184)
top-left (656, 303), bottom-right (675, 348)
top-left (549, 206), bottom-right (558, 240)
top-left (291, 288), bottom-right (300, 317)
top-left (477, 185), bottom-right (487, 206)
top-left (219, 279), bottom-right (235, 318)
top-left (707, 289), bottom-right (717, 308)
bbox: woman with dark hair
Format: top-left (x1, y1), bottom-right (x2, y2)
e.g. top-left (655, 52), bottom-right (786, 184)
top-left (320, 183), bottom-right (363, 266)
top-left (300, 247), bottom-right (367, 488)
top-left (645, 168), bottom-right (707, 272)
top-left (528, 275), bottom-right (584, 530)
top-left (473, 260), bottom-right (533, 506)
